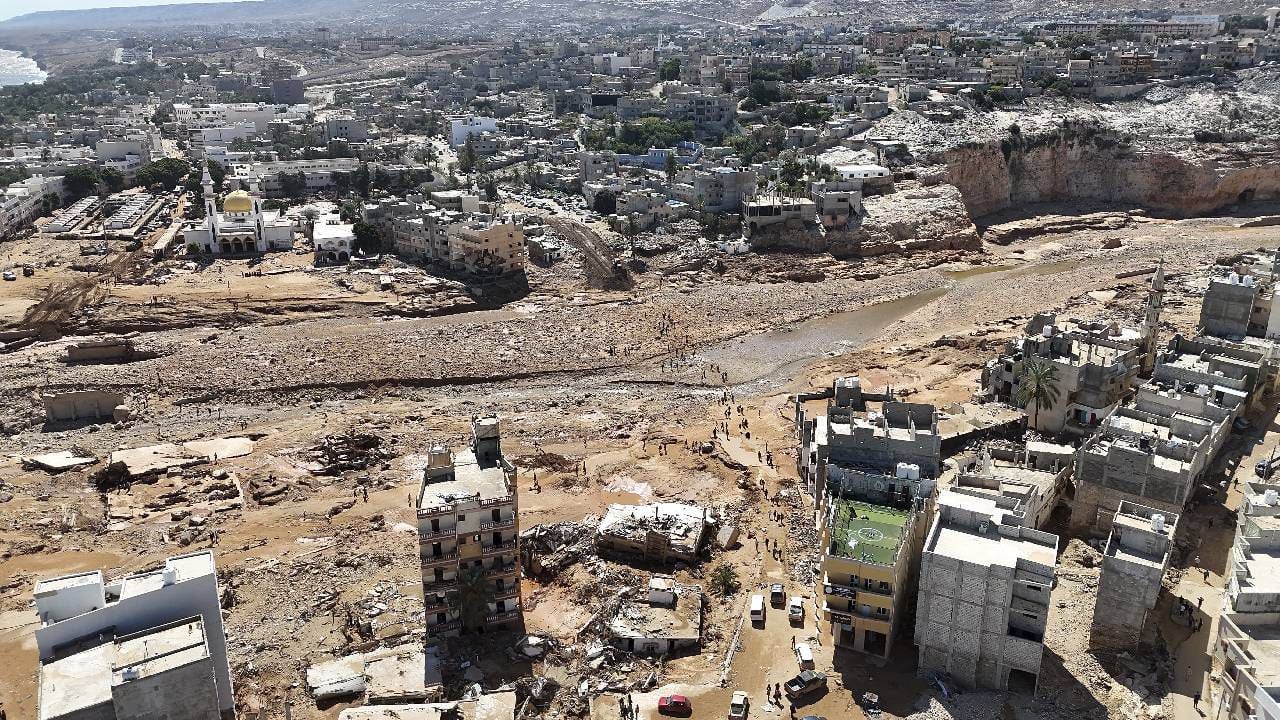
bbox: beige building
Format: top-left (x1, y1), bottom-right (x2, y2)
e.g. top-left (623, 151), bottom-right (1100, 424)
top-left (448, 219), bottom-right (527, 277)
top-left (417, 416), bottom-right (521, 639)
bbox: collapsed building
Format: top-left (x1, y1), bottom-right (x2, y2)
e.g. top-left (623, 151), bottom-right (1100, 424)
top-left (799, 377), bottom-right (939, 658)
top-left (608, 575), bottom-right (703, 656)
top-left (32, 551), bottom-right (234, 720)
top-left (1090, 502), bottom-right (1178, 649)
top-left (950, 445), bottom-right (1072, 531)
top-left (915, 489), bottom-right (1059, 692)
top-left (595, 503), bottom-right (712, 566)
top-left (417, 415), bottom-right (522, 640)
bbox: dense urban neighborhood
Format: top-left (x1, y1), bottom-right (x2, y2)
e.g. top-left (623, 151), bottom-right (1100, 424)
top-left (1, 3), bottom-right (1280, 720)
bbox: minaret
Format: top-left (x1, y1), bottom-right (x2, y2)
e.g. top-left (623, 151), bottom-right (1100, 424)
top-left (202, 165), bottom-right (218, 243)
top-left (1142, 259), bottom-right (1165, 372)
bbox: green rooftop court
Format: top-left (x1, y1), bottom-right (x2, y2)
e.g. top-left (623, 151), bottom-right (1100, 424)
top-left (828, 499), bottom-right (908, 565)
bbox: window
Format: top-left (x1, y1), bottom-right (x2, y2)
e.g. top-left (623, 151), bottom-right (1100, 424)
top-left (875, 607), bottom-right (888, 616)
top-left (458, 514), bottom-right (466, 521)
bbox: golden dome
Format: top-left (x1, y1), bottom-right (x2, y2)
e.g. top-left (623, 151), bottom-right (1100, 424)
top-left (223, 190), bottom-right (254, 214)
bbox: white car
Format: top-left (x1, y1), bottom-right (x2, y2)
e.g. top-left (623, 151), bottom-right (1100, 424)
top-left (795, 642), bottom-right (814, 668)
top-left (728, 691), bottom-right (749, 720)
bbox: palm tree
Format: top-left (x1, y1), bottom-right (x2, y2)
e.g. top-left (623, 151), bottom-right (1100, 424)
top-left (456, 566), bottom-right (494, 632)
top-left (1015, 358), bottom-right (1062, 430)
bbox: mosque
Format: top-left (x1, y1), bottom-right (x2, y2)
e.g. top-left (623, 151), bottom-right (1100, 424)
top-left (183, 167), bottom-right (295, 255)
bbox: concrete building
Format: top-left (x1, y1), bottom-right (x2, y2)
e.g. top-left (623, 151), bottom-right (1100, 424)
top-left (173, 103), bottom-right (309, 133)
top-left (596, 503), bottom-right (711, 565)
top-left (417, 416), bottom-right (521, 639)
top-left (1091, 502), bottom-right (1178, 649)
top-left (742, 195), bottom-right (816, 236)
top-left (1228, 481), bottom-right (1280, 614)
top-left (1214, 611), bottom-right (1280, 720)
top-left (313, 213), bottom-right (355, 265)
top-left (0, 174), bottom-right (63, 238)
top-left (915, 490), bottom-right (1058, 692)
top-left (951, 445), bottom-right (1070, 530)
top-left (183, 168), bottom-right (295, 255)
top-left (450, 116), bottom-right (499, 148)
top-left (818, 497), bottom-right (923, 657)
top-left (40, 616), bottom-right (223, 720)
top-left (609, 576), bottom-right (703, 655)
top-left (447, 218), bottom-right (527, 277)
top-left (33, 551), bottom-right (233, 718)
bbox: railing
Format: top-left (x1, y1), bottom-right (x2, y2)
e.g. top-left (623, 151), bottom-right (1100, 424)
top-left (479, 496), bottom-right (512, 508)
top-left (428, 620), bottom-right (461, 634)
top-left (423, 580), bottom-right (458, 593)
top-left (480, 517), bottom-right (515, 531)
top-left (482, 542), bottom-right (517, 557)
top-left (418, 505), bottom-right (453, 517)
top-left (486, 608), bottom-right (521, 624)
top-left (418, 528), bottom-right (457, 543)
top-left (487, 562), bottom-right (519, 577)
top-left (421, 551), bottom-right (459, 567)
top-left (824, 582), bottom-right (857, 600)
top-left (493, 586), bottom-right (521, 601)
top-left (423, 598), bottom-right (456, 614)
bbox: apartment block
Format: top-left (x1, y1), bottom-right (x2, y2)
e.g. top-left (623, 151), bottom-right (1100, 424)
top-left (1091, 502), bottom-right (1177, 649)
top-left (417, 416), bottom-right (522, 639)
top-left (915, 490), bottom-right (1058, 692)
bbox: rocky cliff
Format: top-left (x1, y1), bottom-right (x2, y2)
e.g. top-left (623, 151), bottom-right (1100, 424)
top-left (943, 121), bottom-right (1280, 219)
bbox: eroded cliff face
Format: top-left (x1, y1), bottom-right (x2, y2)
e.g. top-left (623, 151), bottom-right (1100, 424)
top-left (943, 126), bottom-right (1280, 219)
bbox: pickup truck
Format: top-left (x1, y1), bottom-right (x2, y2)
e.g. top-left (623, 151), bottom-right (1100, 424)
top-left (784, 671), bottom-right (827, 699)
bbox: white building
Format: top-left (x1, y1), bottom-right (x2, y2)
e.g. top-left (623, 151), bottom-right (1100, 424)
top-left (174, 103), bottom-right (310, 133)
top-left (33, 551), bottom-right (233, 718)
top-left (183, 167), bottom-right (295, 254)
top-left (313, 213), bottom-right (355, 265)
top-left (449, 116), bottom-right (498, 148)
top-left (0, 174), bottom-right (63, 237)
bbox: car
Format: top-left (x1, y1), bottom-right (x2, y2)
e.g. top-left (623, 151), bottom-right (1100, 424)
top-left (770, 584), bottom-right (785, 606)
top-left (788, 596), bottom-right (804, 624)
top-left (21, 265), bottom-right (34, 277)
top-left (784, 671), bottom-right (827, 699)
top-left (728, 691), bottom-right (749, 720)
top-left (858, 692), bottom-right (882, 718)
top-left (658, 695), bottom-right (691, 716)
top-left (794, 642), bottom-right (814, 668)
top-left (1258, 458), bottom-right (1276, 479)
top-left (2, 270), bottom-right (15, 281)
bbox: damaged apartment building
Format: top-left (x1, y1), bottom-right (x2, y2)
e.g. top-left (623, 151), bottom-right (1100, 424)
top-left (417, 415), bottom-right (522, 640)
top-left (608, 575), bottom-right (703, 656)
top-left (33, 551), bottom-right (235, 720)
top-left (595, 502), bottom-right (713, 566)
top-left (797, 376), bottom-right (940, 658)
top-left (950, 444), bottom-right (1073, 531)
top-left (366, 192), bottom-right (528, 279)
top-left (1091, 502), bottom-right (1178, 649)
top-left (914, 489), bottom-right (1058, 693)
top-left (984, 267), bottom-right (1166, 435)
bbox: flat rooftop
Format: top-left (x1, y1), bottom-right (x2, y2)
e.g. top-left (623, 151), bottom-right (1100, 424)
top-left (609, 590), bottom-right (701, 641)
top-left (39, 643), bottom-right (112, 720)
top-left (34, 570), bottom-right (102, 596)
top-left (419, 448), bottom-right (511, 509)
top-left (112, 617), bottom-right (210, 684)
top-left (1105, 511), bottom-right (1174, 568)
top-left (827, 500), bottom-right (907, 565)
top-left (928, 493), bottom-right (1056, 569)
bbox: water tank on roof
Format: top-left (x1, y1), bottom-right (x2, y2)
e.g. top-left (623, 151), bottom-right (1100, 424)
top-left (1266, 489), bottom-right (1279, 507)
top-left (162, 567), bottom-right (177, 586)
top-left (1041, 326), bottom-right (1054, 338)
top-left (907, 464), bottom-right (920, 481)
top-left (1151, 514), bottom-right (1165, 533)
top-left (895, 463), bottom-right (910, 479)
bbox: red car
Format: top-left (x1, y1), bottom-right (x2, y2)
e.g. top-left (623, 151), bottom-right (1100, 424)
top-left (658, 695), bottom-right (692, 716)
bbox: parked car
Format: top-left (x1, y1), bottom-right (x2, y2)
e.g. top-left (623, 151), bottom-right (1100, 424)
top-left (749, 594), bottom-right (765, 624)
top-left (770, 584), bottom-right (785, 606)
top-left (784, 671), bottom-right (827, 699)
top-left (658, 695), bottom-right (691, 716)
top-left (788, 597), bottom-right (804, 624)
top-left (2, 270), bottom-right (15, 281)
top-left (21, 265), bottom-right (34, 277)
top-left (795, 642), bottom-right (814, 668)
top-left (858, 692), bottom-right (882, 718)
top-left (728, 691), bottom-right (749, 720)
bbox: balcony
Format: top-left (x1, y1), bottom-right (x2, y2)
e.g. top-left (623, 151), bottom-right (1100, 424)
top-left (423, 597), bottom-right (456, 614)
top-left (481, 542), bottom-right (517, 557)
top-left (481, 517), bottom-right (516, 532)
top-left (493, 585), bottom-right (521, 601)
top-left (421, 551), bottom-right (459, 567)
top-left (418, 527), bottom-right (456, 543)
top-left (418, 505), bottom-right (453, 518)
top-left (427, 620), bottom-right (461, 634)
top-left (423, 579), bottom-right (458, 593)
top-left (487, 562), bottom-right (519, 579)
top-left (823, 575), bottom-right (857, 601)
top-left (486, 608), bottom-right (521, 625)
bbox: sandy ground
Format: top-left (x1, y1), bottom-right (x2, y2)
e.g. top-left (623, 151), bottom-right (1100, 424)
top-left (0, 206), bottom-right (1277, 720)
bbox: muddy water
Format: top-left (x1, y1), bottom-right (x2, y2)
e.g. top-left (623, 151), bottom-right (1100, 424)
top-left (701, 258), bottom-right (1084, 385)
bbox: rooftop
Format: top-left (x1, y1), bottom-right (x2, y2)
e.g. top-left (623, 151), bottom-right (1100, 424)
top-left (927, 492), bottom-right (1057, 569)
top-left (418, 448), bottom-right (512, 510)
top-left (609, 587), bottom-right (702, 641)
top-left (827, 500), bottom-right (908, 565)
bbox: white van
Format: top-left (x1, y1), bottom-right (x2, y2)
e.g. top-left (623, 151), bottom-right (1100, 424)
top-left (750, 594), bottom-right (765, 623)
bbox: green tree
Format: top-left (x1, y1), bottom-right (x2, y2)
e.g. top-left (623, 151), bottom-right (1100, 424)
top-left (205, 159), bottom-right (226, 189)
top-left (483, 175), bottom-right (499, 201)
top-left (456, 566), bottom-right (494, 632)
top-left (277, 170), bottom-right (307, 199)
top-left (664, 152), bottom-right (678, 182)
top-left (63, 166), bottom-right (102, 200)
top-left (0, 164), bottom-right (30, 187)
top-left (459, 137), bottom-right (478, 174)
top-left (591, 189), bottom-right (617, 216)
top-left (352, 221), bottom-right (381, 254)
top-left (709, 564), bottom-right (740, 596)
top-left (1015, 358), bottom-right (1062, 430)
top-left (136, 157), bottom-right (190, 188)
top-left (100, 167), bottom-right (125, 193)
top-left (659, 58), bottom-right (681, 81)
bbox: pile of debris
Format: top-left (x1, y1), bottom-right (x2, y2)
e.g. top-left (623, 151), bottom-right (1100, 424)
top-left (520, 519), bottom-right (597, 579)
top-left (306, 431), bottom-right (394, 475)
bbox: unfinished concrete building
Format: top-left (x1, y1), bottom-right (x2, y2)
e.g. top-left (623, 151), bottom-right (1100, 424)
top-left (595, 503), bottom-right (711, 565)
top-left (417, 415), bottom-right (521, 639)
top-left (1199, 252), bottom-right (1280, 341)
top-left (1214, 612), bottom-right (1280, 720)
top-left (915, 490), bottom-right (1058, 692)
top-left (32, 551), bottom-right (234, 720)
top-left (797, 376), bottom-right (942, 502)
top-left (608, 575), bottom-right (703, 656)
top-left (982, 313), bottom-right (1147, 436)
top-left (1090, 502), bottom-right (1178, 649)
top-left (1072, 334), bottom-right (1258, 535)
top-left (950, 445), bottom-right (1072, 530)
